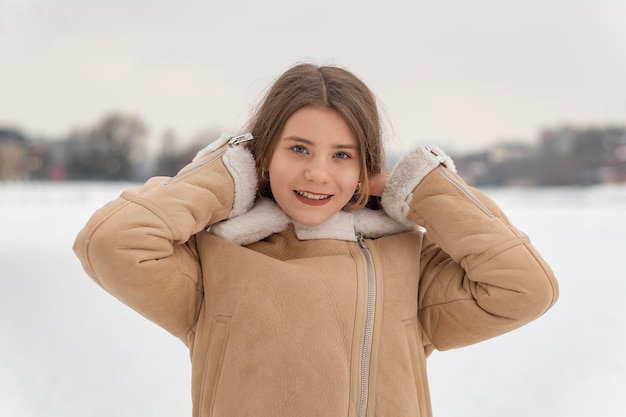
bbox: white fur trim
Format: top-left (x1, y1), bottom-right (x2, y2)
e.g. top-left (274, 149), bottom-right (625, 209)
top-left (191, 132), bottom-right (258, 219)
top-left (209, 198), bottom-right (418, 245)
top-left (382, 145), bottom-right (456, 227)
top-left (209, 198), bottom-right (290, 245)
top-left (222, 144), bottom-right (258, 218)
top-left (294, 211), bottom-right (357, 241)
top-left (352, 208), bottom-right (424, 236)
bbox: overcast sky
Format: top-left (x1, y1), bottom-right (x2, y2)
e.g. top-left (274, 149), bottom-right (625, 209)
top-left (1, 0), bottom-right (625, 153)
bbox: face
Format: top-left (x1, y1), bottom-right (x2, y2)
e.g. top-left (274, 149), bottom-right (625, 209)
top-left (267, 106), bottom-right (361, 226)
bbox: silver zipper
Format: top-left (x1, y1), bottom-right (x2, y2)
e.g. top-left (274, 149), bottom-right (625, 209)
top-left (425, 145), bottom-right (448, 167)
top-left (164, 146), bottom-right (228, 185)
top-left (356, 232), bottom-right (376, 417)
top-left (165, 134), bottom-right (254, 185)
top-left (436, 166), bottom-right (494, 217)
top-left (425, 146), bottom-right (494, 217)
top-left (228, 133), bottom-right (254, 147)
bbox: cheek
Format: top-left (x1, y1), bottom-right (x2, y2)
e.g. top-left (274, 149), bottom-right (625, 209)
top-left (337, 169), bottom-right (361, 193)
top-left (268, 158), bottom-right (291, 183)
top-left (348, 165), bottom-right (362, 186)
top-left (268, 160), bottom-right (293, 194)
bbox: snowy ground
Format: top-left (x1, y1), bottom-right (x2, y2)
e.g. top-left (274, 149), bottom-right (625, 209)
top-left (1, 182), bottom-right (625, 416)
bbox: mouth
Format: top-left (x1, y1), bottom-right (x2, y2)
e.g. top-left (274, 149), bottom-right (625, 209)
top-left (294, 190), bottom-right (333, 206)
top-left (295, 190), bottom-right (332, 200)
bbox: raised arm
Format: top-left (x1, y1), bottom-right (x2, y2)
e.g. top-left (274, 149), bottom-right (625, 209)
top-left (382, 146), bottom-right (558, 351)
top-left (73, 135), bottom-right (257, 344)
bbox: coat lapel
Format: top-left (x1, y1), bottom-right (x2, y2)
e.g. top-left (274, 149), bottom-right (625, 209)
top-left (208, 198), bottom-right (420, 246)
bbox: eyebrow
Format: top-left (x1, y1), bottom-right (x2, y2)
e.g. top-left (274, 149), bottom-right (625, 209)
top-left (283, 136), bottom-right (357, 150)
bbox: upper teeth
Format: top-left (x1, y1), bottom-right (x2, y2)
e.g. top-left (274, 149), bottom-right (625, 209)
top-left (296, 191), bottom-right (330, 200)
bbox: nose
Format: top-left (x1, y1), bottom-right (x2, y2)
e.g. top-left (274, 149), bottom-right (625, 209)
top-left (303, 157), bottom-right (330, 183)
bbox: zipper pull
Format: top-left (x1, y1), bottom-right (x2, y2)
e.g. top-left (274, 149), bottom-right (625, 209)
top-left (425, 145), bottom-right (448, 168)
top-left (355, 231), bottom-right (368, 249)
top-left (228, 133), bottom-right (254, 147)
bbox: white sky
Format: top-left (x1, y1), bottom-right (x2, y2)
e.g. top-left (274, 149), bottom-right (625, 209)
top-left (1, 0), bottom-right (625, 153)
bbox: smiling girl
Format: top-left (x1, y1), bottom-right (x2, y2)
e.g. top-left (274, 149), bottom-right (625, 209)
top-left (73, 63), bottom-right (558, 417)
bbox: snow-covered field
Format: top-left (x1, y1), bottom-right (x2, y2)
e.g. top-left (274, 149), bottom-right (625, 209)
top-left (1, 182), bottom-right (625, 416)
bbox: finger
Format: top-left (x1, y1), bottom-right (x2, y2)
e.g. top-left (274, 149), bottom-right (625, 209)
top-left (368, 173), bottom-right (389, 197)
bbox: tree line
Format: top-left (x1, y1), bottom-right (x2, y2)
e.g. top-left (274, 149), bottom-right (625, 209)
top-left (2, 112), bottom-right (626, 186)
top-left (1, 113), bottom-right (217, 182)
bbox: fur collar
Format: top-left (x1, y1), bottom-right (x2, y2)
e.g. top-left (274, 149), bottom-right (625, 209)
top-left (208, 198), bottom-right (422, 246)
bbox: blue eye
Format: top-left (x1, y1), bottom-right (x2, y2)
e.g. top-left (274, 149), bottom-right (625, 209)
top-left (334, 151), bottom-right (351, 159)
top-left (291, 145), bottom-right (308, 154)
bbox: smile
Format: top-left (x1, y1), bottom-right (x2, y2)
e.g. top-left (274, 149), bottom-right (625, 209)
top-left (295, 191), bottom-right (331, 200)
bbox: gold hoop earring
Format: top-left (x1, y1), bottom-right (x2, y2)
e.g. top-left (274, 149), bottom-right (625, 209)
top-left (261, 168), bottom-right (270, 181)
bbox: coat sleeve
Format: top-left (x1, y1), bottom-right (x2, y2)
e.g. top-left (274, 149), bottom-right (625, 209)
top-left (382, 146), bottom-right (559, 351)
top-left (72, 138), bottom-right (257, 344)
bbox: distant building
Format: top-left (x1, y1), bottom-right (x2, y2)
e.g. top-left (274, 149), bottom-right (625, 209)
top-left (29, 138), bottom-right (68, 181)
top-left (539, 125), bottom-right (626, 185)
top-left (0, 128), bottom-right (29, 180)
top-left (604, 129), bottom-right (626, 183)
top-left (488, 141), bottom-right (534, 163)
top-left (454, 141), bottom-right (537, 186)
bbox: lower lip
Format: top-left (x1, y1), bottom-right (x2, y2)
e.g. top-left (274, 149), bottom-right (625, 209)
top-left (294, 191), bottom-right (332, 206)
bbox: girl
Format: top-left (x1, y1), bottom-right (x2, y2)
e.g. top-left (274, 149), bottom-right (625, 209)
top-left (73, 63), bottom-right (558, 417)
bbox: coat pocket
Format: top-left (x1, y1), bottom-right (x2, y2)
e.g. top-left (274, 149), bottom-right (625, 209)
top-left (200, 315), bottom-right (231, 416)
top-left (403, 317), bottom-right (432, 416)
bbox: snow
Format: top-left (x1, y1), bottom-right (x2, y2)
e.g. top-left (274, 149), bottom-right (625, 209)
top-left (1, 182), bottom-right (625, 416)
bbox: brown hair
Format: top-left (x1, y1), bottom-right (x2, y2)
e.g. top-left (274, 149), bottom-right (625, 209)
top-left (244, 63), bottom-right (385, 208)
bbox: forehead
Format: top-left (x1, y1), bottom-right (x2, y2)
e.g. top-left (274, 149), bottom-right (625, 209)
top-left (279, 106), bottom-right (357, 146)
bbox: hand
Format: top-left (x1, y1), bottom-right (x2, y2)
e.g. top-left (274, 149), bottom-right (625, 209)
top-left (367, 173), bottom-right (389, 197)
